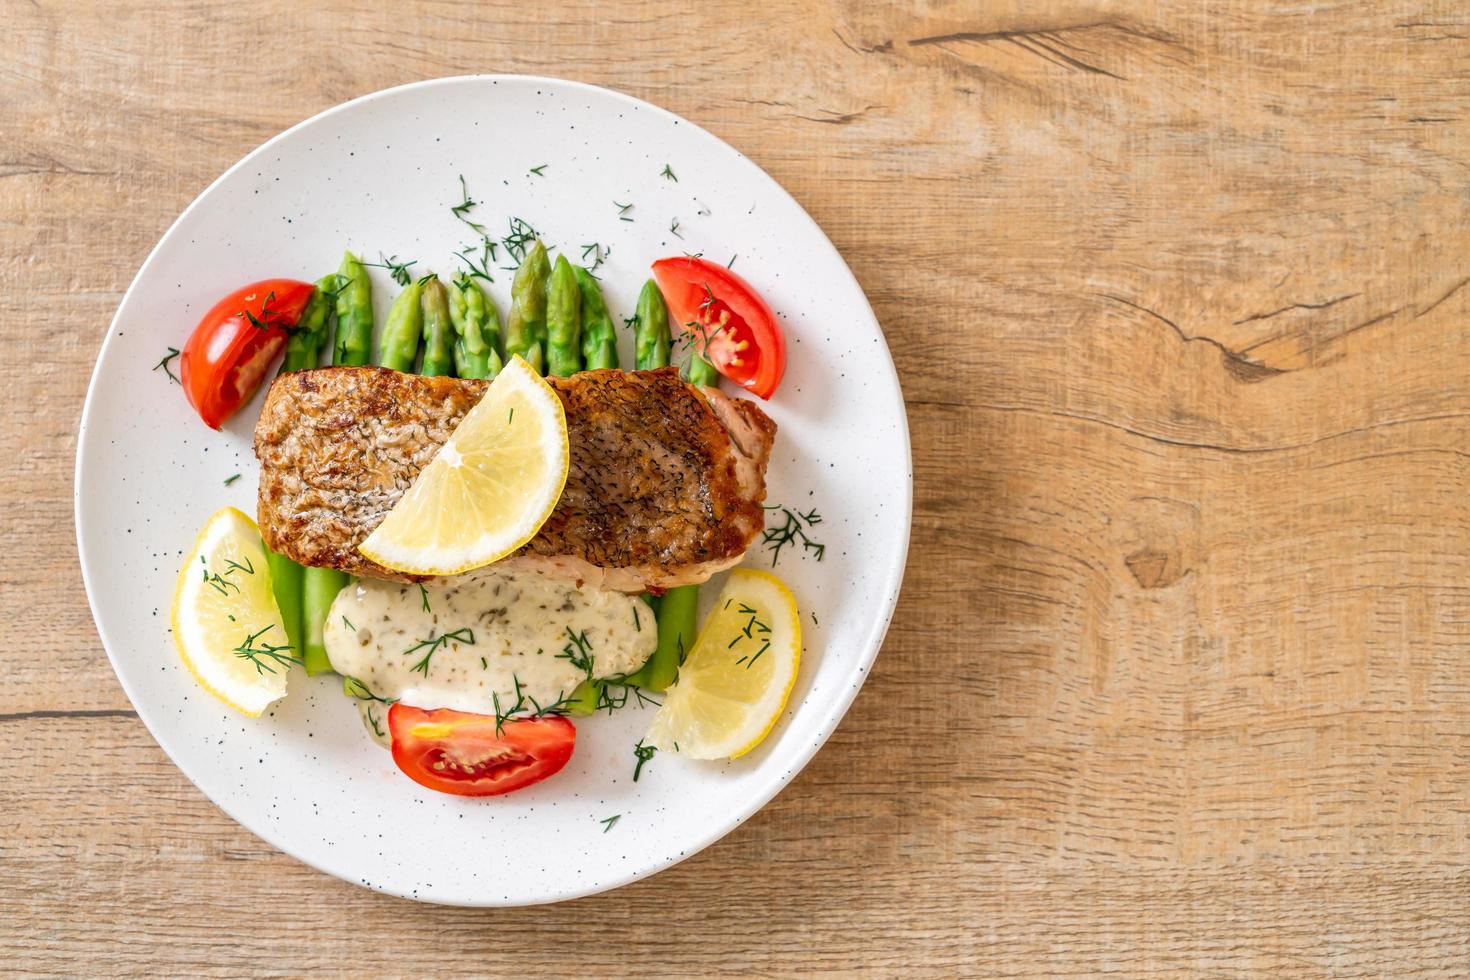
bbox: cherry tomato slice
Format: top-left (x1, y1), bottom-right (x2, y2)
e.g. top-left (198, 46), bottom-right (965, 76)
top-left (179, 279), bottom-right (314, 429)
top-left (387, 704), bottom-right (577, 798)
top-left (651, 257), bottom-right (786, 399)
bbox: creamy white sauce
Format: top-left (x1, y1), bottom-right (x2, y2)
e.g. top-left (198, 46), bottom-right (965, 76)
top-left (325, 567), bottom-right (656, 747)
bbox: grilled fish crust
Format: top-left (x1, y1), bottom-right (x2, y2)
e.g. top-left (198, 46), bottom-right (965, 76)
top-left (254, 366), bottom-right (776, 590)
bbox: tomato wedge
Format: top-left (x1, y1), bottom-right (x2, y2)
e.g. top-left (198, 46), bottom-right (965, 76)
top-left (179, 278), bottom-right (314, 428)
top-left (651, 257), bottom-right (786, 399)
top-left (387, 704), bottom-right (576, 797)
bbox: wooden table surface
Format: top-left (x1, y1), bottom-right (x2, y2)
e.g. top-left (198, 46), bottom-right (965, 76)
top-left (6, 1), bottom-right (1469, 975)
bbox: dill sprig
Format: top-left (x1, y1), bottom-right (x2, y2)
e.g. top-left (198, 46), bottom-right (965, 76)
top-left (343, 675), bottom-right (398, 705)
top-left (660, 164), bottom-right (677, 182)
top-left (669, 217), bottom-right (683, 239)
top-left (600, 814), bottom-right (621, 832)
top-left (363, 253), bottom-right (418, 286)
top-left (404, 627), bottom-right (475, 677)
top-left (233, 291), bottom-right (278, 331)
top-left (501, 217), bottom-right (539, 264)
top-left (153, 347), bottom-right (181, 384)
top-left (613, 201), bottom-right (634, 222)
top-left (418, 583), bottom-right (431, 613)
top-left (528, 164), bottom-right (548, 177)
top-left (556, 626), bottom-right (595, 679)
top-left (223, 473), bottom-right (241, 486)
top-left (233, 624), bottom-right (301, 676)
top-left (761, 505), bottom-right (826, 566)
top-left (632, 739), bottom-right (657, 781)
top-left (580, 242), bottom-right (609, 271)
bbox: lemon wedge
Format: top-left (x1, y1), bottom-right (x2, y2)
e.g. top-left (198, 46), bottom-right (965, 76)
top-left (172, 507), bottom-right (295, 716)
top-left (644, 568), bottom-right (801, 759)
top-left (358, 355), bottom-right (569, 576)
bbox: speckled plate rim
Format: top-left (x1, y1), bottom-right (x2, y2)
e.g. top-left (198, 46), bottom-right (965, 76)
top-left (75, 74), bottom-right (912, 905)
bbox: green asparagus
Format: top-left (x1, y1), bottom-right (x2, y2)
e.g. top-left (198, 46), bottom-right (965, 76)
top-left (626, 286), bottom-right (700, 692)
top-left (446, 275), bottom-right (504, 379)
top-left (264, 276), bottom-right (335, 659)
top-left (303, 253), bottom-right (374, 674)
top-left (332, 251), bottom-right (374, 366)
top-left (376, 277), bottom-right (425, 372)
top-left (683, 351), bottom-right (720, 387)
top-left (505, 240), bottom-right (550, 373)
top-left (634, 279), bottom-right (671, 370)
top-left (545, 254), bottom-right (583, 377)
top-left (419, 276), bottom-right (455, 377)
top-left (574, 266), bottom-right (618, 369)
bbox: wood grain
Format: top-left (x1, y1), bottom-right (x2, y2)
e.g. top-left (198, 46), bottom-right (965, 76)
top-left (4, 0), bottom-right (1469, 975)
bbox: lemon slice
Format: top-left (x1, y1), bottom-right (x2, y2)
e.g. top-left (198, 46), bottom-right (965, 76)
top-left (358, 355), bottom-right (570, 576)
top-left (645, 568), bottom-right (801, 759)
top-left (171, 507), bottom-right (295, 716)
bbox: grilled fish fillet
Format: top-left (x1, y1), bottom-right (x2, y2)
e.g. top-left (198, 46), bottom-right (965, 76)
top-left (254, 366), bottom-right (776, 591)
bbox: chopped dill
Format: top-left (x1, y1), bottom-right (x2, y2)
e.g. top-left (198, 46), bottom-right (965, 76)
top-left (233, 624), bottom-right (301, 676)
top-left (153, 347), bottom-right (181, 384)
top-left (632, 739), bottom-right (657, 781)
top-left (404, 627), bottom-right (475, 677)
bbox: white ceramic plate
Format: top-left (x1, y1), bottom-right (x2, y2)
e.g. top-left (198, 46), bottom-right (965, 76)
top-left (75, 76), bottom-right (910, 906)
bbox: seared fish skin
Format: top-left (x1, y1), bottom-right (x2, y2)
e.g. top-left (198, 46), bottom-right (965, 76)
top-left (254, 366), bottom-right (776, 591)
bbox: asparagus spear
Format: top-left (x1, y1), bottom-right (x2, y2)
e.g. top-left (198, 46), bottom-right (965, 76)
top-left (546, 255), bottom-right (583, 377)
top-left (263, 276), bottom-right (335, 659)
top-left (624, 279), bottom-right (700, 692)
top-left (420, 276), bottom-right (455, 377)
top-left (505, 240), bottom-right (550, 373)
top-left (376, 277), bottom-right (425, 373)
top-left (575, 266), bottom-right (618, 369)
top-left (302, 252), bottom-right (375, 674)
top-left (331, 251), bottom-right (374, 366)
top-left (634, 279), bottom-right (670, 370)
top-left (446, 274), bottom-right (503, 379)
top-left (683, 351), bottom-right (720, 387)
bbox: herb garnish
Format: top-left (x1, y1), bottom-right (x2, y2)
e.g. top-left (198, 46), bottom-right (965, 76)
top-left (364, 253), bottom-right (418, 286)
top-left (342, 615), bottom-right (356, 631)
top-left (761, 505), bottom-right (826, 565)
top-left (632, 739), bottom-right (657, 781)
top-left (614, 201), bottom-right (634, 221)
top-left (660, 164), bottom-right (677, 182)
top-left (528, 164), bottom-right (548, 177)
top-left (600, 814), bottom-right (621, 832)
top-left (487, 675), bottom-right (576, 735)
top-left (234, 291), bottom-right (278, 330)
top-left (153, 347), bottom-right (181, 384)
top-left (343, 675), bottom-right (398, 704)
top-left (223, 474), bottom-right (241, 486)
top-left (366, 707), bottom-right (386, 738)
top-left (454, 238), bottom-right (497, 284)
top-left (451, 174), bottom-right (478, 220)
top-left (580, 242), bottom-right (608, 271)
top-left (669, 217), bottom-right (683, 239)
top-left (233, 624), bottom-right (301, 676)
top-left (404, 627), bottom-right (475, 677)
top-left (418, 583), bottom-right (431, 612)
top-left (200, 552), bottom-right (254, 596)
top-left (557, 626), bottom-right (595, 679)
top-left (501, 217), bottom-right (539, 264)
top-left (727, 254), bottom-right (738, 269)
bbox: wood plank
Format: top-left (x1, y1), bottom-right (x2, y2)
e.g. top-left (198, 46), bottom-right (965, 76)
top-left (4, 0), bottom-right (1469, 974)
